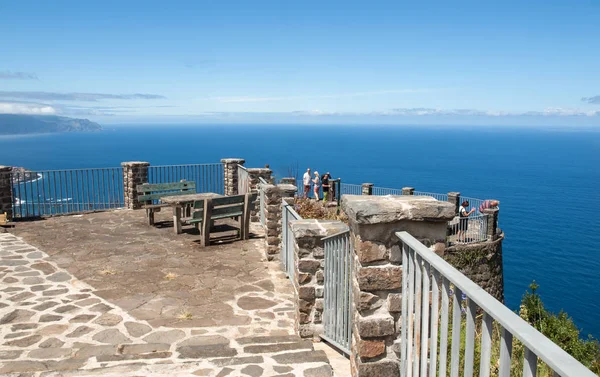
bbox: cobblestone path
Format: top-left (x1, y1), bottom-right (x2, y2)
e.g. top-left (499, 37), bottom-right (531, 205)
top-left (0, 232), bottom-right (333, 376)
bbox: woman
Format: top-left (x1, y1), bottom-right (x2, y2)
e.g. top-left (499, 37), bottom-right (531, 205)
top-left (312, 171), bottom-right (320, 200)
top-left (321, 172), bottom-right (330, 202)
top-left (457, 200), bottom-right (475, 242)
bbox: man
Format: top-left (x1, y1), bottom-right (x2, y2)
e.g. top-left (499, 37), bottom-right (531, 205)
top-left (302, 168), bottom-right (311, 199)
top-left (321, 172), bottom-right (330, 202)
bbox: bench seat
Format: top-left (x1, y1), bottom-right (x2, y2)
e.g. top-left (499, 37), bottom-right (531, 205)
top-left (137, 181), bottom-right (196, 225)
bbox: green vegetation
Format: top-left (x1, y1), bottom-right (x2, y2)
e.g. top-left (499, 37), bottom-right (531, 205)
top-left (439, 282), bottom-right (599, 376)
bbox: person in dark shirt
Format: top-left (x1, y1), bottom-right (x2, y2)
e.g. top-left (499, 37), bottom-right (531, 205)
top-left (321, 172), bottom-right (331, 202)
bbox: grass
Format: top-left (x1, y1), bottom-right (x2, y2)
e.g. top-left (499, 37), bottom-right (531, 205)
top-left (164, 272), bottom-right (178, 280)
top-left (99, 267), bottom-right (116, 275)
top-left (293, 198), bottom-right (348, 223)
top-left (177, 308), bottom-right (193, 320)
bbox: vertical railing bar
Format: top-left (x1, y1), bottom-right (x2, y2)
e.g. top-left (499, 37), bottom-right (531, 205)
top-left (401, 242), bottom-right (409, 377)
top-left (53, 170), bottom-right (58, 215)
top-left (34, 170), bottom-right (41, 216)
top-left (413, 253), bottom-right (423, 376)
top-left (343, 234), bottom-right (349, 348)
top-left (420, 262), bottom-right (431, 377)
top-left (68, 170), bottom-right (74, 213)
top-left (499, 328), bottom-right (513, 377)
top-left (464, 297), bottom-right (477, 377)
top-left (450, 286), bottom-right (462, 377)
top-left (523, 347), bottom-right (538, 377)
top-left (479, 312), bottom-right (493, 377)
top-left (22, 169), bottom-right (29, 217)
top-left (429, 269), bottom-right (440, 377)
top-left (100, 168), bottom-right (107, 210)
top-left (336, 236), bottom-right (343, 344)
top-left (406, 247), bottom-right (415, 377)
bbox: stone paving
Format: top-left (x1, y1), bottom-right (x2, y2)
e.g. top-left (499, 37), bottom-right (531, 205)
top-left (0, 210), bottom-right (338, 376)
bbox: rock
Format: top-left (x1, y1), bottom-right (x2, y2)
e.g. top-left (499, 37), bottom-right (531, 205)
top-left (124, 322), bottom-right (152, 337)
top-left (358, 339), bottom-right (385, 359)
top-left (236, 335), bottom-right (301, 345)
top-left (273, 366), bottom-right (293, 373)
top-left (298, 286), bottom-right (315, 301)
top-left (358, 292), bottom-right (383, 312)
top-left (211, 356), bottom-right (264, 367)
top-left (0, 350), bottom-right (23, 360)
top-left (143, 329), bottom-right (185, 344)
top-left (8, 292), bottom-right (35, 302)
top-left (54, 305), bottom-right (79, 314)
top-left (37, 324), bottom-right (69, 336)
top-left (96, 351), bottom-right (171, 362)
top-left (39, 314), bottom-right (63, 322)
top-left (30, 262), bottom-right (56, 275)
top-left (216, 367), bottom-right (234, 377)
top-left (0, 360), bottom-right (47, 373)
top-left (3, 276), bottom-right (18, 283)
top-left (177, 344), bottom-right (238, 358)
top-left (387, 293), bottom-right (401, 312)
top-left (0, 309), bottom-right (34, 324)
top-left (12, 323), bottom-right (37, 331)
top-left (241, 365), bottom-right (263, 377)
top-left (4, 334), bottom-right (42, 347)
top-left (22, 277), bottom-right (45, 285)
top-left (304, 365), bottom-right (333, 377)
top-left (42, 288), bottom-right (69, 296)
top-left (66, 293), bottom-right (90, 300)
top-left (89, 303), bottom-right (113, 313)
top-left (357, 266), bottom-right (402, 291)
top-left (66, 326), bottom-right (94, 338)
top-left (73, 345), bottom-right (116, 358)
top-left (39, 337), bottom-right (65, 348)
top-left (357, 359), bottom-right (400, 377)
top-left (93, 313), bottom-right (123, 326)
top-left (178, 335), bottom-right (229, 347)
top-left (297, 260), bottom-right (321, 274)
top-left (92, 329), bottom-right (131, 344)
top-left (358, 316), bottom-right (395, 337)
top-left (47, 271), bottom-right (72, 282)
top-left (357, 240), bottom-right (388, 263)
top-left (244, 341), bottom-right (313, 354)
top-left (121, 343), bottom-right (170, 355)
top-left (76, 298), bottom-right (101, 306)
top-left (26, 251), bottom-right (44, 259)
top-left (341, 195), bottom-right (455, 224)
top-left (271, 350), bottom-right (329, 364)
top-left (70, 314), bottom-right (96, 323)
top-left (237, 296), bottom-right (278, 310)
top-left (28, 347), bottom-right (72, 359)
top-left (32, 301), bottom-right (60, 311)
top-left (31, 284), bottom-right (52, 292)
top-left (0, 259), bottom-right (28, 266)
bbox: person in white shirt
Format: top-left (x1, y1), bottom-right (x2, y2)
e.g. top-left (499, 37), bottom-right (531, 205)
top-left (302, 168), bottom-right (311, 199)
top-left (457, 200), bottom-right (475, 242)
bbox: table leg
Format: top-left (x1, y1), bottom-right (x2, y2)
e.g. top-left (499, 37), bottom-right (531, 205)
top-left (173, 206), bottom-right (182, 234)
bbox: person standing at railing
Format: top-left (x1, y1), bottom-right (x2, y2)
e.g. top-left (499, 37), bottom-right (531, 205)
top-left (312, 171), bottom-right (321, 200)
top-left (302, 168), bottom-right (311, 199)
top-left (458, 200), bottom-right (475, 242)
top-left (321, 172), bottom-right (331, 202)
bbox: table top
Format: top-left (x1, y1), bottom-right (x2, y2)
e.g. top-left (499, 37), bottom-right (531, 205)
top-left (160, 192), bottom-right (223, 205)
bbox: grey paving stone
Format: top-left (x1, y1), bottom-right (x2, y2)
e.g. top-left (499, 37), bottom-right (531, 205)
top-left (216, 367), bottom-right (234, 377)
top-left (30, 262), bottom-right (56, 275)
top-left (0, 350), bottom-right (23, 360)
top-left (97, 351), bottom-right (172, 362)
top-left (143, 329), bottom-right (185, 344)
top-left (73, 345), bottom-right (116, 358)
top-left (54, 304), bottom-right (79, 314)
top-left (5, 331), bottom-right (32, 339)
top-left (3, 286), bottom-right (24, 292)
top-left (0, 309), bottom-right (35, 324)
top-left (39, 314), bottom-right (63, 322)
top-left (42, 288), bottom-right (69, 296)
top-left (89, 303), bottom-right (113, 313)
top-left (273, 366), bottom-right (293, 373)
top-left (28, 347), bottom-right (72, 359)
top-left (92, 328), bottom-right (131, 344)
top-left (32, 301), bottom-right (60, 311)
top-left (11, 323), bottom-right (38, 331)
top-left (303, 365), bottom-right (333, 377)
top-left (75, 297), bottom-right (101, 306)
top-left (26, 251), bottom-right (44, 259)
top-left (0, 259), bottom-right (29, 266)
top-left (236, 335), bottom-right (302, 345)
top-left (3, 276), bottom-right (18, 283)
top-left (237, 296), bottom-right (278, 310)
top-left (47, 271), bottom-right (72, 282)
top-left (120, 343), bottom-right (170, 355)
top-left (243, 340), bottom-right (313, 354)
top-left (14, 270), bottom-right (41, 277)
top-left (241, 365), bottom-right (264, 377)
top-left (69, 314), bottom-right (96, 323)
top-left (124, 322), bottom-right (152, 337)
top-left (39, 337), bottom-right (65, 348)
top-left (31, 284), bottom-right (52, 292)
top-left (4, 334), bottom-right (42, 347)
top-left (22, 277), bottom-right (45, 285)
top-left (0, 360), bottom-right (47, 373)
top-left (36, 324), bottom-right (69, 336)
top-left (177, 344), bottom-right (238, 359)
top-left (66, 326), bottom-right (94, 338)
top-left (178, 335), bottom-right (230, 347)
top-left (93, 312), bottom-right (122, 326)
top-left (8, 292), bottom-right (35, 302)
top-left (271, 350), bottom-right (329, 364)
top-left (66, 293), bottom-right (90, 300)
top-left (211, 355), bottom-right (264, 367)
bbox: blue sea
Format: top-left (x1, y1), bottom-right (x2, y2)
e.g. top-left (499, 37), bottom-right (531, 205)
top-left (1, 124), bottom-right (599, 337)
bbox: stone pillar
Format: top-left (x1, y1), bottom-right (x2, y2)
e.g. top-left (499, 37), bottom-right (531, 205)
top-left (482, 207), bottom-right (499, 240)
top-left (401, 187), bottom-right (414, 195)
top-left (290, 220), bottom-right (349, 339)
top-left (341, 195), bottom-right (455, 377)
top-left (121, 162), bottom-right (150, 210)
top-left (0, 166), bottom-right (13, 220)
top-left (361, 183), bottom-right (374, 195)
top-left (280, 177), bottom-right (297, 185)
top-left (248, 168), bottom-right (273, 222)
top-left (447, 191), bottom-right (461, 214)
top-left (221, 158), bottom-right (245, 196)
top-left (264, 183), bottom-right (297, 260)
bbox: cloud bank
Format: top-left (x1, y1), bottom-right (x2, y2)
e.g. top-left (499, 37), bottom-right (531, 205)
top-left (0, 71), bottom-right (38, 80)
top-left (0, 91), bottom-right (166, 101)
top-left (0, 102), bottom-right (56, 115)
top-left (582, 96), bottom-right (600, 105)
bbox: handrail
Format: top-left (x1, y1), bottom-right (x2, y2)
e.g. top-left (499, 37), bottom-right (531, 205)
top-left (396, 231), bottom-right (596, 377)
top-left (322, 229), bottom-right (350, 241)
top-left (258, 177), bottom-right (268, 185)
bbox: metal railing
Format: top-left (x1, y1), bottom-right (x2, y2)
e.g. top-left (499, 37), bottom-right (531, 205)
top-left (238, 164), bottom-right (250, 194)
top-left (414, 191), bottom-right (449, 202)
top-left (373, 186), bottom-right (404, 196)
top-left (397, 231), bottom-right (596, 377)
top-left (148, 163), bottom-right (224, 195)
top-left (322, 229), bottom-right (352, 355)
top-left (259, 177), bottom-right (267, 227)
top-left (448, 214), bottom-right (488, 244)
top-left (281, 200), bottom-right (301, 283)
top-left (340, 183), bottom-right (362, 196)
top-left (11, 167), bottom-right (124, 218)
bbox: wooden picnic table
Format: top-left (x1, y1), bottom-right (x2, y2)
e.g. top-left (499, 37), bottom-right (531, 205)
top-left (160, 193), bottom-right (223, 234)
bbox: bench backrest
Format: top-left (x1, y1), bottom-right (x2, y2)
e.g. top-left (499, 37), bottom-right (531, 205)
top-left (191, 193), bottom-right (257, 221)
top-left (137, 182), bottom-right (196, 202)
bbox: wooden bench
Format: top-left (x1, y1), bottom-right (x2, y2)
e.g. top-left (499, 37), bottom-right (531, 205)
top-left (187, 193), bottom-right (257, 247)
top-left (137, 182), bottom-right (196, 225)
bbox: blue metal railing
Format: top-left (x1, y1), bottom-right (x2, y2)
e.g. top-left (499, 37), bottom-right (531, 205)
top-left (258, 177), bottom-right (267, 227)
top-left (281, 200), bottom-right (301, 283)
top-left (148, 163), bottom-right (224, 195)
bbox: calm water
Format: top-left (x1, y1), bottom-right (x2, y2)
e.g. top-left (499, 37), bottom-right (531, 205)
top-left (1, 125), bottom-right (599, 337)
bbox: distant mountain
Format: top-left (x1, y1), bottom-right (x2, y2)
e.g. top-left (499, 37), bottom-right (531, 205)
top-left (0, 114), bottom-right (102, 135)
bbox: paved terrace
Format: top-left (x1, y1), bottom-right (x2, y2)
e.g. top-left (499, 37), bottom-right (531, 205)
top-left (0, 210), bottom-right (344, 376)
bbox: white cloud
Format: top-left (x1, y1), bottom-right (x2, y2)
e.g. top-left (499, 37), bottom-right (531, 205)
top-left (0, 102), bottom-right (57, 115)
top-left (208, 89), bottom-right (438, 103)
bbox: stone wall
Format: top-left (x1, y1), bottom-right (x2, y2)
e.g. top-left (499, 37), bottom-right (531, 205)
top-left (247, 168), bottom-right (272, 222)
top-left (290, 220), bottom-right (349, 340)
top-left (341, 195), bottom-right (455, 377)
top-left (221, 158), bottom-right (245, 196)
top-left (263, 183), bottom-right (296, 261)
top-left (0, 166), bottom-right (13, 220)
top-left (444, 233), bottom-right (505, 302)
top-left (121, 162), bottom-right (150, 210)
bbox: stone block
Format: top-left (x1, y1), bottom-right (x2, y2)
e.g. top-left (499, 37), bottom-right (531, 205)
top-left (357, 291), bottom-right (383, 312)
top-left (357, 315), bottom-right (395, 337)
top-left (357, 359), bottom-right (400, 377)
top-left (357, 240), bottom-right (388, 263)
top-left (387, 293), bottom-right (402, 312)
top-left (298, 286), bottom-right (315, 301)
top-left (298, 299), bottom-right (314, 314)
top-left (298, 259), bottom-right (320, 274)
top-left (358, 339), bottom-right (385, 359)
top-left (357, 266), bottom-right (402, 291)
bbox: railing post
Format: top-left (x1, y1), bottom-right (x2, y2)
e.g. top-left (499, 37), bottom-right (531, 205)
top-left (447, 191), bottom-right (461, 215)
top-left (121, 161), bottom-right (150, 210)
top-left (221, 158), bottom-right (245, 196)
top-left (402, 187), bottom-right (415, 195)
top-left (280, 177), bottom-right (296, 185)
top-left (361, 183), bottom-right (374, 195)
top-left (482, 207), bottom-right (499, 240)
top-left (263, 183), bottom-right (296, 261)
top-left (247, 167), bottom-right (272, 222)
top-left (0, 166), bottom-right (14, 221)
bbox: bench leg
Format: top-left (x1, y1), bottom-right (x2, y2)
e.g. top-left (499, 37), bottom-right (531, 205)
top-left (173, 206), bottom-right (182, 234)
top-left (146, 209), bottom-right (155, 226)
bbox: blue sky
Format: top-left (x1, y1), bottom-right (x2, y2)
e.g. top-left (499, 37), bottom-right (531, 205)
top-left (0, 0), bottom-right (599, 126)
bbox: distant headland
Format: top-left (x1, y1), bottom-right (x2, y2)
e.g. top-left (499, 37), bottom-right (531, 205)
top-left (0, 114), bottom-right (102, 135)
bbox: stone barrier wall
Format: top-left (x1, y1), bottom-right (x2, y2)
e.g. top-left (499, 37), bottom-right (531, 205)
top-left (290, 220), bottom-right (349, 340)
top-left (221, 158), bottom-right (245, 196)
top-left (0, 166), bottom-right (13, 220)
top-left (247, 168), bottom-right (272, 222)
top-left (341, 195), bottom-right (455, 377)
top-left (361, 183), bottom-right (373, 195)
top-left (264, 184), bottom-right (297, 261)
top-left (121, 162), bottom-right (150, 210)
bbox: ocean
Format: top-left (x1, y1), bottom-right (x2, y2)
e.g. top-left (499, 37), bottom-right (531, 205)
top-left (1, 124), bottom-right (599, 337)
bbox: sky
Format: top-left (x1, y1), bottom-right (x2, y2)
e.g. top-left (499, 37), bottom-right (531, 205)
top-left (0, 0), bottom-right (599, 126)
